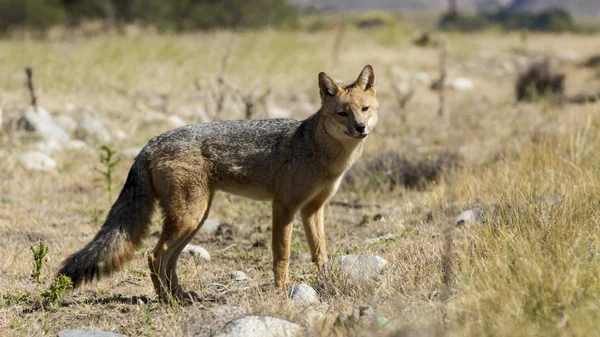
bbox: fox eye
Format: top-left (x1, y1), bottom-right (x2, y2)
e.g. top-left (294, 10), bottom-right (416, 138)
top-left (362, 106), bottom-right (369, 112)
top-left (337, 111), bottom-right (348, 117)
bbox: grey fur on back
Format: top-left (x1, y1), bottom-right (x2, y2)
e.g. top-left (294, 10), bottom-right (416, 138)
top-left (142, 116), bottom-right (326, 201)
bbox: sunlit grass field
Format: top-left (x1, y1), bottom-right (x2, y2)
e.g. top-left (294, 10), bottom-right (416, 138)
top-left (1, 26), bottom-right (600, 336)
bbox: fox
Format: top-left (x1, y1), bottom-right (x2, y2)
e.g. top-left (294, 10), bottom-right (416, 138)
top-left (58, 65), bottom-right (379, 302)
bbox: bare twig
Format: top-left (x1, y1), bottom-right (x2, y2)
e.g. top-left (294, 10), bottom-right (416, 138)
top-left (440, 223), bottom-right (455, 327)
top-left (203, 33), bottom-right (271, 119)
top-left (215, 34), bottom-right (237, 115)
top-left (328, 200), bottom-right (381, 209)
top-left (25, 66), bottom-right (37, 111)
top-left (437, 43), bottom-right (447, 117)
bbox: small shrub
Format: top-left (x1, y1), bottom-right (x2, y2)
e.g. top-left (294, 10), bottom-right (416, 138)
top-left (30, 242), bottom-right (48, 285)
top-left (515, 59), bottom-right (565, 102)
top-left (344, 151), bottom-right (462, 193)
top-left (42, 275), bottom-right (73, 307)
top-left (0, 292), bottom-right (35, 307)
top-left (96, 144), bottom-right (121, 204)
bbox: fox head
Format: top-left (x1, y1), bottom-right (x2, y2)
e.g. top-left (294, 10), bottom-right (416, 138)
top-left (318, 65), bottom-right (379, 141)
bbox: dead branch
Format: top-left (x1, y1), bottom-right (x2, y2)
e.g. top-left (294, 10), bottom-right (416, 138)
top-left (25, 66), bottom-right (37, 110)
top-left (437, 43), bottom-right (447, 117)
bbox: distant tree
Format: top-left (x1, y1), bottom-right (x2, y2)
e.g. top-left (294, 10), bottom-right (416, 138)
top-left (447, 0), bottom-right (458, 22)
top-left (1, 0), bottom-right (298, 33)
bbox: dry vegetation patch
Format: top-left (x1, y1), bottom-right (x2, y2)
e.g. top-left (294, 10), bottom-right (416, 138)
top-left (1, 29), bottom-right (600, 336)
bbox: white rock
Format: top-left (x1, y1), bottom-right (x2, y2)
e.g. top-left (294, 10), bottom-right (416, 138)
top-left (0, 107), bottom-right (3, 130)
top-left (20, 151), bottom-right (57, 171)
top-left (326, 255), bottom-right (387, 280)
top-left (448, 77), bottom-right (474, 91)
top-left (80, 118), bottom-right (111, 143)
top-left (267, 107), bottom-right (291, 119)
top-left (215, 316), bottom-right (305, 337)
top-left (289, 283), bottom-right (319, 305)
top-left (58, 330), bottom-right (126, 337)
top-left (167, 115), bottom-right (186, 128)
top-left (35, 139), bottom-right (63, 154)
top-left (456, 203), bottom-right (485, 226)
top-left (23, 106), bottom-right (70, 142)
top-left (228, 270), bottom-right (248, 281)
top-left (456, 209), bottom-right (477, 225)
top-left (182, 244), bottom-right (211, 261)
top-left (364, 234), bottom-right (399, 245)
top-left (114, 130), bottom-right (128, 140)
top-left (66, 140), bottom-right (88, 150)
top-left (54, 115), bottom-right (77, 133)
top-left (201, 219), bottom-right (220, 233)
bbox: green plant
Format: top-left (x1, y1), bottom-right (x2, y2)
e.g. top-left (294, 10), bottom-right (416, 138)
top-left (0, 292), bottom-right (35, 307)
top-left (96, 144), bottom-right (121, 204)
top-left (42, 275), bottom-right (72, 307)
top-left (30, 242), bottom-right (48, 285)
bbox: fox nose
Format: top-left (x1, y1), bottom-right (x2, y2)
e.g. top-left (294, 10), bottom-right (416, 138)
top-left (355, 123), bottom-right (366, 133)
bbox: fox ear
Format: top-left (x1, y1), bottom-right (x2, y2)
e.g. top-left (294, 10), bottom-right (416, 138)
top-left (319, 72), bottom-right (341, 97)
top-left (356, 65), bottom-right (376, 92)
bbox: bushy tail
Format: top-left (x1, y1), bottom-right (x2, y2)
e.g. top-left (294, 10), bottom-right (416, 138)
top-left (58, 155), bottom-right (155, 288)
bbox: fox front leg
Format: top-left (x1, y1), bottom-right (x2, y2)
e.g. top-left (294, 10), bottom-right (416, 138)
top-left (271, 201), bottom-right (296, 287)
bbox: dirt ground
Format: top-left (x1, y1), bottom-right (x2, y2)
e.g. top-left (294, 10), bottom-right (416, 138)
top-left (1, 29), bottom-right (600, 336)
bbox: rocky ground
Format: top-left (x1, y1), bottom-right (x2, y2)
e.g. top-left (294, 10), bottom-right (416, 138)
top-left (1, 29), bottom-right (600, 336)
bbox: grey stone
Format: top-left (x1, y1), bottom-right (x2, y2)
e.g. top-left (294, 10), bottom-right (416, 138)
top-left (228, 270), bottom-right (247, 281)
top-left (79, 118), bottom-right (111, 143)
top-left (201, 219), bottom-right (220, 233)
top-left (22, 106), bottom-right (70, 142)
top-left (58, 330), bottom-right (126, 337)
top-left (215, 316), bottom-right (305, 337)
top-left (324, 255), bottom-right (387, 284)
top-left (456, 203), bottom-right (485, 226)
top-left (325, 255), bottom-right (387, 280)
top-left (289, 283), bottom-right (319, 305)
top-left (20, 151), bottom-right (56, 171)
top-left (182, 244), bottom-right (211, 261)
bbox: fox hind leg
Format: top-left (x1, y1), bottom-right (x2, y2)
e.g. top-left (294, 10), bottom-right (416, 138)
top-left (164, 193), bottom-right (213, 302)
top-left (148, 160), bottom-right (212, 303)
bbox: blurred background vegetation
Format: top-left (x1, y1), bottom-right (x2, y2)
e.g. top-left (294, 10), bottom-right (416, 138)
top-left (0, 0), bottom-right (598, 36)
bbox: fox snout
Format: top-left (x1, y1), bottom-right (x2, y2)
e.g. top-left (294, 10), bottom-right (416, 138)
top-left (355, 123), bottom-right (366, 134)
top-left (346, 118), bottom-right (372, 139)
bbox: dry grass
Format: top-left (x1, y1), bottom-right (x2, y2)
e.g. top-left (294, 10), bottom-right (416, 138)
top-left (1, 28), bottom-right (600, 336)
